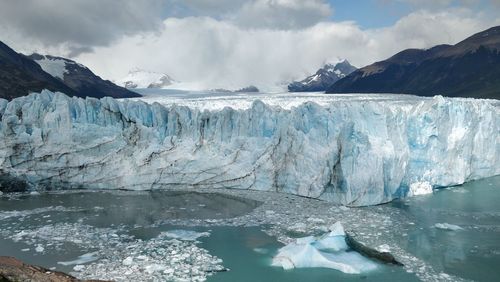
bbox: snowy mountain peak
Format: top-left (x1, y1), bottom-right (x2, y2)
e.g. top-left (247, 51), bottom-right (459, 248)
top-left (288, 60), bottom-right (357, 92)
top-left (118, 69), bottom-right (176, 89)
top-left (31, 54), bottom-right (87, 80)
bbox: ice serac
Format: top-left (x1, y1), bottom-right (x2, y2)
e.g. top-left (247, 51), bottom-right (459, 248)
top-left (0, 91), bottom-right (498, 206)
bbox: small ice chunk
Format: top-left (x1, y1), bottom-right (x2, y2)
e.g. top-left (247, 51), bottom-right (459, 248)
top-left (162, 230), bottom-right (210, 241)
top-left (253, 248), bottom-right (269, 254)
top-left (307, 217), bottom-right (325, 224)
top-left (35, 245), bottom-right (44, 253)
top-left (408, 182), bottom-right (433, 196)
top-left (144, 264), bottom-right (166, 274)
top-left (434, 223), bottom-right (463, 231)
top-left (288, 223), bottom-right (307, 232)
top-left (122, 256), bottom-right (134, 266)
top-left (30, 191), bottom-right (41, 196)
top-left (265, 210), bottom-right (275, 216)
top-left (377, 244), bottom-right (391, 253)
top-left (21, 248), bottom-right (30, 252)
top-left (58, 252), bottom-right (99, 266)
top-left (73, 265), bottom-right (85, 272)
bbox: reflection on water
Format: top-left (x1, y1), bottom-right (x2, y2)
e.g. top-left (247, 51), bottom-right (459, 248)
top-left (391, 176), bottom-right (500, 281)
top-left (0, 190), bottom-right (261, 226)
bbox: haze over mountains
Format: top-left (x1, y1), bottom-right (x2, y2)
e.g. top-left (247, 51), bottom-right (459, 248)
top-left (0, 41), bottom-right (139, 100)
top-left (118, 69), bottom-right (176, 89)
top-left (327, 26), bottom-right (500, 99)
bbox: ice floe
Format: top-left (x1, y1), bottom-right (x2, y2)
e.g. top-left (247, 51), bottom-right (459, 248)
top-left (272, 222), bottom-right (378, 274)
top-left (434, 223), bottom-right (464, 231)
top-left (163, 230), bottom-right (210, 241)
top-left (58, 252), bottom-right (99, 266)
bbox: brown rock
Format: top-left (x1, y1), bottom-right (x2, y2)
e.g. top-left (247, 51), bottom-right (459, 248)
top-left (0, 256), bottom-right (110, 282)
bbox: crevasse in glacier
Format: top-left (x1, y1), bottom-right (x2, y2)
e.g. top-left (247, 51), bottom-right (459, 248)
top-left (0, 91), bottom-right (498, 206)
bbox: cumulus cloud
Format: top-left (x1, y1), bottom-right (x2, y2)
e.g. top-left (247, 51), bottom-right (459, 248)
top-left (0, 0), bottom-right (166, 55)
top-left (75, 9), bottom-right (498, 90)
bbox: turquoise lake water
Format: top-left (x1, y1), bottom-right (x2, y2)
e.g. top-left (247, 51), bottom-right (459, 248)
top-left (0, 175), bottom-right (498, 281)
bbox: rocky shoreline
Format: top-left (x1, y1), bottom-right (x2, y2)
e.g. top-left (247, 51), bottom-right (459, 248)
top-left (0, 256), bottom-right (109, 282)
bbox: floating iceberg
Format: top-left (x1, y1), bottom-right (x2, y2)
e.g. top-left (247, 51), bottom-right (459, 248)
top-left (58, 252), bottom-right (99, 266)
top-left (272, 222), bottom-right (378, 274)
top-left (162, 230), bottom-right (210, 241)
top-left (434, 223), bottom-right (463, 231)
top-left (0, 91), bottom-right (498, 206)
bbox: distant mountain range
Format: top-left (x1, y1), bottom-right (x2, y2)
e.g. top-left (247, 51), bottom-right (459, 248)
top-left (0, 41), bottom-right (139, 100)
top-left (209, 85), bottom-right (260, 93)
top-left (327, 26), bottom-right (500, 99)
top-left (288, 60), bottom-right (357, 92)
top-left (118, 69), bottom-right (176, 89)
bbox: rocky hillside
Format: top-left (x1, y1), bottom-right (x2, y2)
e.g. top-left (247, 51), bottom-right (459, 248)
top-left (0, 40), bottom-right (139, 100)
top-left (327, 26), bottom-right (500, 99)
top-left (30, 54), bottom-right (140, 99)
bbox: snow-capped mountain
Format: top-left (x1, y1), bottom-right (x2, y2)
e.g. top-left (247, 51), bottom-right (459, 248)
top-left (0, 41), bottom-right (77, 100)
top-left (29, 54), bottom-right (140, 99)
top-left (288, 60), bottom-right (357, 92)
top-left (327, 26), bottom-right (500, 99)
top-left (118, 69), bottom-right (175, 89)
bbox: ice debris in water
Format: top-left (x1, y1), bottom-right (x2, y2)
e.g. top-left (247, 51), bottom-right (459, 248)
top-left (58, 252), bottom-right (99, 266)
top-left (272, 222), bottom-right (378, 274)
top-left (77, 232), bottom-right (224, 282)
top-left (162, 230), bottom-right (210, 241)
top-left (0, 206), bottom-right (80, 221)
top-left (434, 223), bottom-right (464, 231)
top-left (408, 182), bottom-right (433, 196)
top-left (0, 222), bottom-right (223, 281)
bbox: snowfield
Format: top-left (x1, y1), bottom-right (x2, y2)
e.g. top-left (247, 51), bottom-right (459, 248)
top-left (0, 90), bottom-right (498, 206)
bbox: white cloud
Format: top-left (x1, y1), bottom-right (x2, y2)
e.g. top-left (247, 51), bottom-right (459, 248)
top-left (74, 8), bottom-right (498, 91)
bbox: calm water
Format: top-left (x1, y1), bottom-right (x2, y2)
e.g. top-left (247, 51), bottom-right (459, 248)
top-left (0, 176), bottom-right (499, 281)
top-left (391, 176), bottom-right (500, 281)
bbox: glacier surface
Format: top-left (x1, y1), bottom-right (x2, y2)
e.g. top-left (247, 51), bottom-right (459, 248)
top-left (0, 91), bottom-right (498, 206)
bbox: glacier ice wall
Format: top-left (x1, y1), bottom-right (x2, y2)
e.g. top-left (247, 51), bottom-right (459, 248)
top-left (0, 91), bottom-right (498, 206)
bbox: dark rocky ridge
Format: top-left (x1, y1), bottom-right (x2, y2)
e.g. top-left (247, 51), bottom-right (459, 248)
top-left (29, 54), bottom-right (140, 99)
top-left (0, 41), bottom-right (77, 100)
top-left (0, 40), bottom-right (139, 100)
top-left (327, 26), bottom-right (500, 99)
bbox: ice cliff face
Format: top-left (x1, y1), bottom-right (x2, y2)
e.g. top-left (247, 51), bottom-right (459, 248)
top-left (0, 91), bottom-right (498, 206)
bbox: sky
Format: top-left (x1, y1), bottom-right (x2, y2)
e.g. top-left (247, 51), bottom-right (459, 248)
top-left (0, 0), bottom-right (499, 90)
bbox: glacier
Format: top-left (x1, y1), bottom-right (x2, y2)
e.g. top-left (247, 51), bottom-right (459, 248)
top-left (0, 90), bottom-right (498, 206)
